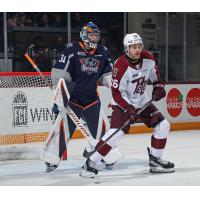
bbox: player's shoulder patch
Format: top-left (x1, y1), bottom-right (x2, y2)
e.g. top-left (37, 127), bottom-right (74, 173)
top-left (62, 42), bottom-right (78, 55)
top-left (66, 43), bottom-right (74, 48)
top-left (113, 55), bottom-right (129, 77)
top-left (112, 66), bottom-right (119, 77)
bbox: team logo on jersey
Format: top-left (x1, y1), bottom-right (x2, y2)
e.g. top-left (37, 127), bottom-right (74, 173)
top-left (132, 76), bottom-right (148, 95)
top-left (112, 67), bottom-right (119, 77)
top-left (79, 57), bottom-right (100, 75)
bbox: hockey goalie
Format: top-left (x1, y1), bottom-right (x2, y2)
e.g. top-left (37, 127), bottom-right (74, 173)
top-left (40, 22), bottom-right (122, 172)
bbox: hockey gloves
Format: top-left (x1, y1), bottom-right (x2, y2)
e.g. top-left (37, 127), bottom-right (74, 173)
top-left (152, 81), bottom-right (166, 101)
top-left (124, 104), bottom-right (138, 123)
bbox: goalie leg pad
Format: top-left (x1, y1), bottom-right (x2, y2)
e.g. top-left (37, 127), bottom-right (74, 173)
top-left (40, 149), bottom-right (60, 166)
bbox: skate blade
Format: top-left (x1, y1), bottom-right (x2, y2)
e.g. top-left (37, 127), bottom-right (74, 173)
top-left (79, 170), bottom-right (96, 178)
top-left (105, 163), bottom-right (115, 170)
top-left (46, 168), bottom-right (57, 173)
top-left (149, 167), bottom-right (175, 173)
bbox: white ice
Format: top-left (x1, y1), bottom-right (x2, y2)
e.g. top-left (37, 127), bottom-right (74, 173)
top-left (0, 130), bottom-right (200, 186)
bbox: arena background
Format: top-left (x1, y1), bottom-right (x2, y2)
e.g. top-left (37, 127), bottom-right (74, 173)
top-left (0, 6), bottom-right (200, 199)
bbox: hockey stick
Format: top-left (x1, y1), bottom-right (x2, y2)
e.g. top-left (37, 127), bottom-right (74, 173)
top-left (94, 99), bottom-right (153, 153)
top-left (24, 53), bottom-right (97, 147)
top-left (24, 53), bottom-right (53, 89)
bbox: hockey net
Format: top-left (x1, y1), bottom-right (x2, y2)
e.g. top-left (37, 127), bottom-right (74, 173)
top-left (0, 72), bottom-right (53, 160)
top-left (0, 72), bottom-right (52, 88)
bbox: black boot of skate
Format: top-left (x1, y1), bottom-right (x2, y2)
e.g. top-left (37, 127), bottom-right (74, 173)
top-left (83, 148), bottom-right (116, 170)
top-left (45, 162), bottom-right (58, 173)
top-left (79, 159), bottom-right (98, 178)
top-left (82, 148), bottom-right (94, 158)
top-left (101, 159), bottom-right (116, 170)
top-left (147, 147), bottom-right (175, 173)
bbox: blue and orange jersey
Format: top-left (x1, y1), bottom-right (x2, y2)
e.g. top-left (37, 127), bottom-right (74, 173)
top-left (52, 42), bottom-right (113, 106)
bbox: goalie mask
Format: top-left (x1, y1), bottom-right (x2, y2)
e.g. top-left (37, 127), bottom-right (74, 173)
top-left (123, 33), bottom-right (143, 58)
top-left (80, 22), bottom-right (100, 49)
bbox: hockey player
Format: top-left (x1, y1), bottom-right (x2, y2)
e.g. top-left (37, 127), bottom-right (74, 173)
top-left (80, 33), bottom-right (175, 178)
top-left (45, 22), bottom-right (121, 172)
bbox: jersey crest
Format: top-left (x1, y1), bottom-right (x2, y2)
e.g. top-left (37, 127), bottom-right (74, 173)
top-left (79, 57), bottom-right (101, 75)
top-left (131, 76), bottom-right (148, 95)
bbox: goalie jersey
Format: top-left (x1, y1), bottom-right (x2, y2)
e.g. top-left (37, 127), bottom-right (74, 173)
top-left (52, 42), bottom-right (113, 105)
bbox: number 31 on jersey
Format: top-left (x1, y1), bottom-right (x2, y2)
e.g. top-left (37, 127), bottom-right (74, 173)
top-left (59, 54), bottom-right (66, 63)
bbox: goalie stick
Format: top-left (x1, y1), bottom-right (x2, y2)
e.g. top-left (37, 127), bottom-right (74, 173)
top-left (24, 53), bottom-right (53, 90)
top-left (24, 53), bottom-right (97, 147)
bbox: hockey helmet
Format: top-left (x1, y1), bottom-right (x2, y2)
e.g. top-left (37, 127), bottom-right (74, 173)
top-left (123, 33), bottom-right (143, 57)
top-left (80, 22), bottom-right (100, 49)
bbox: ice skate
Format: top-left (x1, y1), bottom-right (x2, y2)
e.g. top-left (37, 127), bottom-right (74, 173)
top-left (45, 162), bottom-right (58, 173)
top-left (104, 162), bottom-right (116, 170)
top-left (147, 147), bottom-right (175, 173)
top-left (100, 159), bottom-right (116, 170)
top-left (83, 148), bottom-right (117, 170)
top-left (82, 148), bottom-right (94, 158)
top-left (79, 159), bottom-right (98, 178)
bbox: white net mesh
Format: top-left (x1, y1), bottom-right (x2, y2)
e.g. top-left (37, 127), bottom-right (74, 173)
top-left (0, 72), bottom-right (52, 160)
top-left (0, 72), bottom-right (52, 88)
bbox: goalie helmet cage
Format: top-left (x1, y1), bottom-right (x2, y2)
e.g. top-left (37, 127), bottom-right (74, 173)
top-left (0, 72), bottom-right (53, 160)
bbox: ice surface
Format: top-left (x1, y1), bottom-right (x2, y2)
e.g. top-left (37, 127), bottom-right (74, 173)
top-left (0, 130), bottom-right (200, 186)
